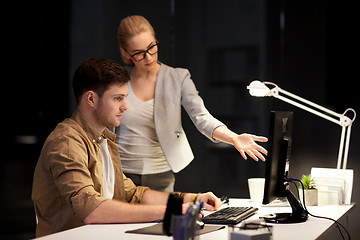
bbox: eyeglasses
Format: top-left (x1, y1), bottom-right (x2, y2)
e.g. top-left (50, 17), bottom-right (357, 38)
top-left (127, 42), bottom-right (159, 61)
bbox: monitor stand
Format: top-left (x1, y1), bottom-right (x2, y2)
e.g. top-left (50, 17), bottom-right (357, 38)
top-left (266, 197), bottom-right (289, 207)
top-left (260, 189), bottom-right (308, 223)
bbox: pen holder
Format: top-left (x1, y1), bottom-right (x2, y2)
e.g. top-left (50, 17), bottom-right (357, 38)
top-left (163, 193), bottom-right (183, 236)
top-left (171, 214), bottom-right (198, 240)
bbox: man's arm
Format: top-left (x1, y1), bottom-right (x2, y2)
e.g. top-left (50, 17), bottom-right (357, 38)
top-left (140, 189), bottom-right (170, 205)
top-left (84, 189), bottom-right (170, 224)
top-left (84, 198), bottom-right (166, 224)
top-left (84, 190), bottom-right (221, 224)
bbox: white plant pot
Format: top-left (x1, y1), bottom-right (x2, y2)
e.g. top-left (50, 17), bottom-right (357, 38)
top-left (299, 189), bottom-right (318, 206)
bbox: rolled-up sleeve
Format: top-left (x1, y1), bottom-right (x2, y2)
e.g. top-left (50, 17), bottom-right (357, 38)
top-left (122, 173), bottom-right (150, 203)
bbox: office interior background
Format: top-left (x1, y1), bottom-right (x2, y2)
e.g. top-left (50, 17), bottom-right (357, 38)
top-left (3, 0), bottom-right (359, 239)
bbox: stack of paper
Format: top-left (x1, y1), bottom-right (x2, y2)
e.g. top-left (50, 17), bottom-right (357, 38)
top-left (310, 167), bottom-right (353, 205)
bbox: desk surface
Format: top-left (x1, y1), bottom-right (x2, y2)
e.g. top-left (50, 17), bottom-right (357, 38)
top-left (36, 199), bottom-right (355, 240)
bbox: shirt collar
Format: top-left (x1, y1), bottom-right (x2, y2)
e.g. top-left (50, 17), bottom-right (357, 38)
top-left (71, 109), bottom-right (116, 144)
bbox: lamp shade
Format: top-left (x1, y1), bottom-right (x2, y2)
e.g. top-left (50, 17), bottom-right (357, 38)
top-left (247, 80), bottom-right (271, 97)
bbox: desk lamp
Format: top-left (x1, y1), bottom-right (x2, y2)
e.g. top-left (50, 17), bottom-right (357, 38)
top-left (247, 80), bottom-right (356, 169)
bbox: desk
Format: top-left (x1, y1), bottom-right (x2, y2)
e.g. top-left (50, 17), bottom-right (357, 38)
top-left (36, 199), bottom-right (355, 240)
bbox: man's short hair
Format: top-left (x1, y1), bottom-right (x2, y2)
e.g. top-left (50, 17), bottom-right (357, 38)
top-left (72, 58), bottom-right (130, 104)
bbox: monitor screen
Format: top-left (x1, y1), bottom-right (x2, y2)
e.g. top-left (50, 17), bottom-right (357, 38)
top-left (263, 111), bottom-right (293, 204)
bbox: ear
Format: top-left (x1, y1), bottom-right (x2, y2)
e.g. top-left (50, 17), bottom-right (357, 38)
top-left (120, 47), bottom-right (131, 59)
top-left (85, 90), bottom-right (98, 107)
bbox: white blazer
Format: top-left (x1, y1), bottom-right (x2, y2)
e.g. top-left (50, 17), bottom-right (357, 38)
top-left (116, 63), bottom-right (225, 173)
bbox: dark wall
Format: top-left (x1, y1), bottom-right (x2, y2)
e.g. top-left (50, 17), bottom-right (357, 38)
top-left (263, 2), bottom-right (360, 239)
top-left (3, 1), bottom-right (70, 239)
top-left (3, 0), bottom-right (359, 239)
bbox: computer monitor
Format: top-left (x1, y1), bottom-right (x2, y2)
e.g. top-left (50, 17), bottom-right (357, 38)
top-left (261, 111), bottom-right (308, 223)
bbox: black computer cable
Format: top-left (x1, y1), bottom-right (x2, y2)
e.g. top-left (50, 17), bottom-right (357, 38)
top-left (286, 176), bottom-right (351, 240)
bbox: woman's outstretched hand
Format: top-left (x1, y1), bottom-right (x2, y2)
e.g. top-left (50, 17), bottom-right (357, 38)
top-left (232, 134), bottom-right (268, 161)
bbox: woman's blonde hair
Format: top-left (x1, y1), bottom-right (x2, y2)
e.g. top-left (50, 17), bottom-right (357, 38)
top-left (118, 15), bottom-right (156, 66)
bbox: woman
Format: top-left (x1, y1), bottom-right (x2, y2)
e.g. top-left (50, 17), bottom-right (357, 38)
top-left (116, 15), bottom-right (267, 192)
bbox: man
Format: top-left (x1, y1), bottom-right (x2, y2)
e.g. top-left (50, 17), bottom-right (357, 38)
top-left (32, 58), bottom-right (221, 237)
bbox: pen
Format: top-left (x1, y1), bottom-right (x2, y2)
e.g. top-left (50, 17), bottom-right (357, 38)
top-left (221, 196), bottom-right (229, 205)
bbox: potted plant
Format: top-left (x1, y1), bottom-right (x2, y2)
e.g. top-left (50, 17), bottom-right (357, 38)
top-left (299, 174), bottom-right (318, 206)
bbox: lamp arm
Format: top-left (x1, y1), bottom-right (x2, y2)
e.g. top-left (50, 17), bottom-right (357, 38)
top-left (279, 88), bottom-right (342, 118)
top-left (258, 81), bottom-right (356, 169)
top-left (337, 126), bottom-right (346, 169)
top-left (342, 124), bottom-right (352, 169)
top-left (276, 93), bottom-right (354, 169)
top-left (273, 87), bottom-right (356, 127)
top-left (275, 93), bottom-right (341, 126)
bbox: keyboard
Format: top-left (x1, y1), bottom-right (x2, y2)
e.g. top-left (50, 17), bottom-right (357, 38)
top-left (202, 207), bottom-right (258, 225)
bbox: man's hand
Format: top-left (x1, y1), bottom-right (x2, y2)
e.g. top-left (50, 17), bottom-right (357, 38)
top-left (232, 134), bottom-right (268, 161)
top-left (181, 192), bottom-right (221, 214)
top-left (197, 192), bottom-right (221, 211)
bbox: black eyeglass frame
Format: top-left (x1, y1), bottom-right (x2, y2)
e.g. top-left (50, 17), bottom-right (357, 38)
top-left (126, 42), bottom-right (159, 61)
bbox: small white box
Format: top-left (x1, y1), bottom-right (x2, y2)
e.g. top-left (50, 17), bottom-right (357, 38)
top-left (230, 230), bottom-right (271, 240)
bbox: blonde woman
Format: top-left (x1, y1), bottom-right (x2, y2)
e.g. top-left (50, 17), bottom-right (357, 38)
top-left (115, 15), bottom-right (267, 192)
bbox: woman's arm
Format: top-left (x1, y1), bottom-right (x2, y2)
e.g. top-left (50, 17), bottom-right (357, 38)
top-left (212, 126), bottom-right (268, 161)
top-left (178, 69), bottom-right (268, 161)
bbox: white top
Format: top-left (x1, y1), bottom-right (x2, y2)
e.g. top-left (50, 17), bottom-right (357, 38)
top-left (115, 64), bottom-right (224, 173)
top-left (117, 82), bottom-right (171, 175)
top-left (100, 138), bottom-right (115, 199)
